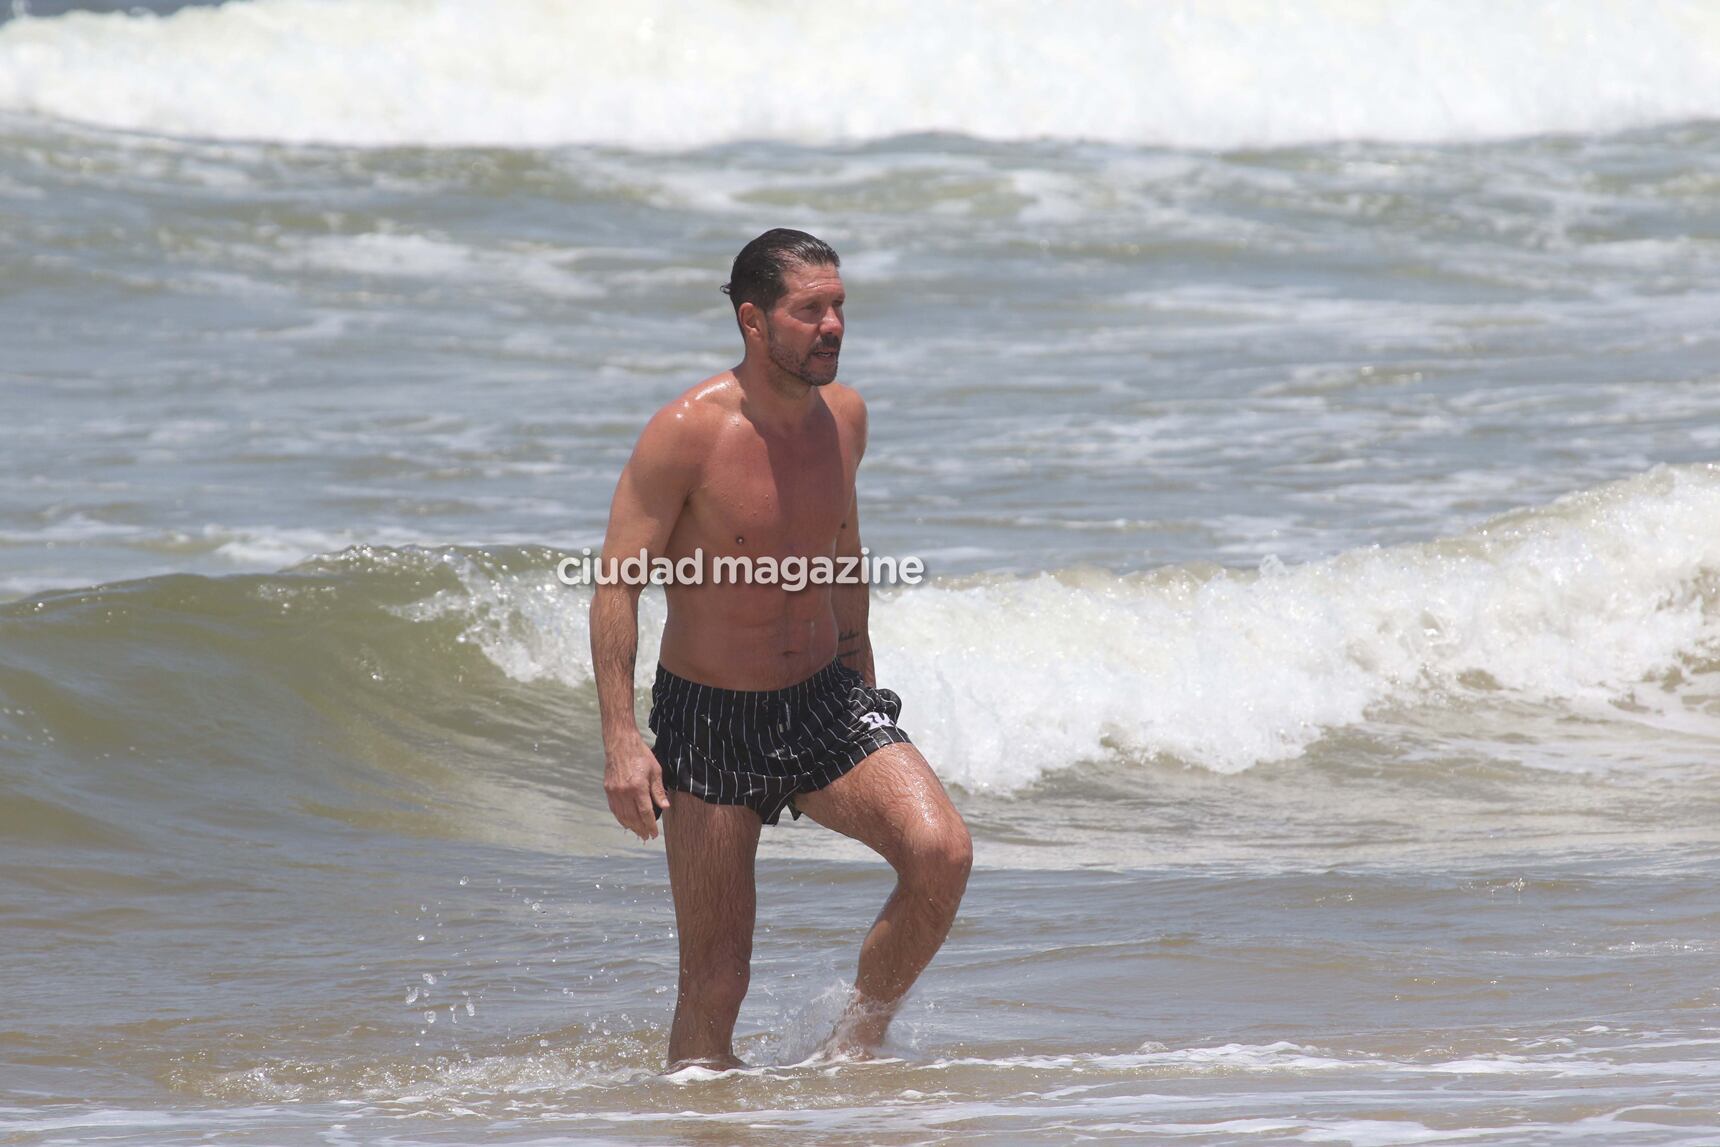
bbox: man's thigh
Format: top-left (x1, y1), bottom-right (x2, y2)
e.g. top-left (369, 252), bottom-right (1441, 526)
top-left (791, 743), bottom-right (965, 866)
top-left (662, 797), bottom-right (762, 956)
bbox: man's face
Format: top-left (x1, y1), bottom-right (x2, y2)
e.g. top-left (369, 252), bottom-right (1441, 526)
top-left (761, 262), bottom-right (844, 387)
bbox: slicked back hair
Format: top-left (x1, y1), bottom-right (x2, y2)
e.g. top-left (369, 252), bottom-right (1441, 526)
top-left (722, 229), bottom-right (840, 320)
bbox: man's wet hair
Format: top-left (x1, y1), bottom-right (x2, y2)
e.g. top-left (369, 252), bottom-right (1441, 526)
top-left (722, 229), bottom-right (840, 316)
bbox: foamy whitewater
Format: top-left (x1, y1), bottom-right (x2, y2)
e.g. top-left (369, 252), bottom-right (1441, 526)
top-left (3, 2), bottom-right (1720, 1144)
top-left (3, 0), bottom-right (1720, 147)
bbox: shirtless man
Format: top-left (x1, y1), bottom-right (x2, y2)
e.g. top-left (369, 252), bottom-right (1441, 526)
top-left (589, 229), bottom-right (972, 1071)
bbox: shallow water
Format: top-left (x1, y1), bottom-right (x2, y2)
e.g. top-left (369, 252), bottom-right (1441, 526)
top-left (4, 2), bottom-right (1720, 1143)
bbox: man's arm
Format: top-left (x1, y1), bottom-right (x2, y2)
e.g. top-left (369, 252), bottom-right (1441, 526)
top-left (833, 488), bottom-right (875, 686)
top-left (590, 403), bottom-right (702, 840)
top-left (832, 392), bottom-right (874, 685)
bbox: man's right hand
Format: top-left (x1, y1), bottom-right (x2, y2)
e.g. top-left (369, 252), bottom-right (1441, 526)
top-left (604, 736), bottom-right (671, 840)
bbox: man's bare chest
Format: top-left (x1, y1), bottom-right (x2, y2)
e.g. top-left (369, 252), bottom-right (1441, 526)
top-left (690, 433), bottom-right (851, 558)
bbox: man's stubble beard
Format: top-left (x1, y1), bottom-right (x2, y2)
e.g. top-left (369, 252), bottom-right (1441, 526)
top-left (766, 322), bottom-right (838, 388)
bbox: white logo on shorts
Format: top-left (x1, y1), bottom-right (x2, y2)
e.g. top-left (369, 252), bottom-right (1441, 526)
top-left (859, 711), bottom-right (894, 730)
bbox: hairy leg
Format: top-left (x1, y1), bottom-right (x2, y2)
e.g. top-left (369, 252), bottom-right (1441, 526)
top-left (661, 797), bottom-right (762, 1070)
top-left (792, 743), bottom-right (972, 1055)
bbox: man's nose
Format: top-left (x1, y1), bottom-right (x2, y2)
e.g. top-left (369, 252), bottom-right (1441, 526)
top-left (820, 309), bottom-right (843, 337)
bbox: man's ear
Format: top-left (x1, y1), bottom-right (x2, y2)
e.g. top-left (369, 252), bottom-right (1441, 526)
top-left (737, 301), bottom-right (765, 344)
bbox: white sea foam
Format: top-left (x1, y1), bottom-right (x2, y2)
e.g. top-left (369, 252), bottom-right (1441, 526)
top-left (2, 0), bottom-right (1718, 149)
top-left (426, 465), bottom-right (1720, 789)
top-left (205, 524), bottom-right (440, 567)
top-left (276, 232), bottom-right (600, 298)
top-left (877, 465), bottom-right (1720, 786)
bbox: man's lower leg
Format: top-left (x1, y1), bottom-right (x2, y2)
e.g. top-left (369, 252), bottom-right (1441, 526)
top-left (827, 848), bottom-right (970, 1054)
top-left (667, 963), bottom-right (750, 1069)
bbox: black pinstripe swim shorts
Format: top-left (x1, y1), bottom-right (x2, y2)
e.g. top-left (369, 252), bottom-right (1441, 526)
top-left (648, 658), bottom-right (913, 826)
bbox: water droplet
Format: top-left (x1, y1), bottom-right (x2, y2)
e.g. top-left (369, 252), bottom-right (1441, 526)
top-left (416, 934), bottom-right (426, 942)
top-left (424, 1011), bottom-right (436, 1024)
top-left (422, 972), bottom-right (437, 985)
top-left (458, 877), bottom-right (469, 887)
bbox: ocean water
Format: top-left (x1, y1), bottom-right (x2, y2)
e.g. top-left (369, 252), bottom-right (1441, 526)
top-left (3, 2), bottom-right (1720, 1143)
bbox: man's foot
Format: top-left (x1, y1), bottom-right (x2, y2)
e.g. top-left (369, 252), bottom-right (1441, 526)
top-left (665, 1052), bottom-right (747, 1075)
top-left (812, 1037), bottom-right (880, 1063)
top-left (814, 995), bottom-right (893, 1062)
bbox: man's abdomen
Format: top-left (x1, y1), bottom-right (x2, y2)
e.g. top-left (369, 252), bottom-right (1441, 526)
top-left (656, 583), bottom-right (839, 691)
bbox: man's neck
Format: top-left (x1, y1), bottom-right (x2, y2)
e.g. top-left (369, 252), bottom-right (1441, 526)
top-left (733, 358), bottom-right (818, 433)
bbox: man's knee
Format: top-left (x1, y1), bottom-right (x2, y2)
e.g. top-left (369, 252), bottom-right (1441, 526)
top-left (900, 817), bottom-right (973, 906)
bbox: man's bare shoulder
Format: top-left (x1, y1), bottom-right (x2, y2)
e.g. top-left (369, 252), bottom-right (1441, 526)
top-left (820, 381), bottom-right (869, 446)
top-left (636, 372), bottom-right (740, 455)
